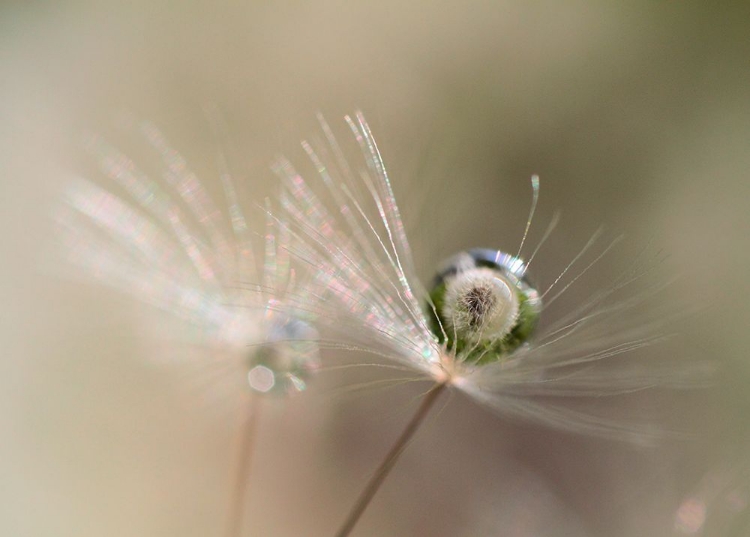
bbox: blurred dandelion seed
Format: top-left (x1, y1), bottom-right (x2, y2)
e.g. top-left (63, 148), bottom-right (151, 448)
top-left (271, 111), bottom-right (705, 535)
top-left (54, 119), bottom-right (320, 537)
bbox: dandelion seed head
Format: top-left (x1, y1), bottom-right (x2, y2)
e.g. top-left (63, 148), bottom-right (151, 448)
top-left (268, 110), bottom-right (702, 442)
top-left (56, 120), bottom-right (320, 398)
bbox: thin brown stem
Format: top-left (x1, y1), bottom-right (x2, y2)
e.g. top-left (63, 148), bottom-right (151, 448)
top-left (226, 395), bottom-right (262, 537)
top-left (335, 382), bottom-right (448, 537)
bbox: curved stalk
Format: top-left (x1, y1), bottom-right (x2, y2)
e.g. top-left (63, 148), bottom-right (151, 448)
top-left (226, 395), bottom-right (262, 537)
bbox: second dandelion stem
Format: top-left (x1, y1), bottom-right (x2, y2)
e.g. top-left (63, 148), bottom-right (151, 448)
top-left (226, 395), bottom-right (262, 537)
top-left (335, 382), bottom-right (448, 537)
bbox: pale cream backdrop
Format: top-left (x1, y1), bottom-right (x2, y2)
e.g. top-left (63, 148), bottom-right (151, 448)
top-left (1, 2), bottom-right (749, 537)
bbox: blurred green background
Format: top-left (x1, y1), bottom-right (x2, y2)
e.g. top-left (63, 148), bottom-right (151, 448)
top-left (1, 2), bottom-right (749, 536)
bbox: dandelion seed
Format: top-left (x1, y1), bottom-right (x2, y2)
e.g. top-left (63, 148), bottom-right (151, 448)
top-left (54, 120), bottom-right (320, 537)
top-left (271, 111), bottom-right (704, 535)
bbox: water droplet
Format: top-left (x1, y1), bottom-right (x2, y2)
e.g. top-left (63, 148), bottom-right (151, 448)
top-left (247, 315), bottom-right (319, 395)
top-left (428, 248), bottom-right (541, 364)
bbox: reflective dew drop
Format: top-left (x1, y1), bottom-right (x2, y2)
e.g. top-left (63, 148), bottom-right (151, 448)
top-left (428, 248), bottom-right (541, 365)
top-left (247, 315), bottom-right (319, 395)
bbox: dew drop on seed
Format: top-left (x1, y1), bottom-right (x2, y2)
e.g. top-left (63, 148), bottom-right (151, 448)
top-left (428, 248), bottom-right (541, 364)
top-left (247, 316), bottom-right (319, 395)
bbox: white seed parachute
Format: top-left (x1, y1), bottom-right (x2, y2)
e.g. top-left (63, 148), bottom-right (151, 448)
top-left (55, 120), bottom-right (319, 396)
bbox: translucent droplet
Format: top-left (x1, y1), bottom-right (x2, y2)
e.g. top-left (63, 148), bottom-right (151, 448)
top-left (247, 315), bottom-right (319, 396)
top-left (428, 248), bottom-right (541, 365)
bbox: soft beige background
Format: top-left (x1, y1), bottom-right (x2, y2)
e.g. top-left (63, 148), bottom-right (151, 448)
top-left (2, 2), bottom-right (749, 536)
